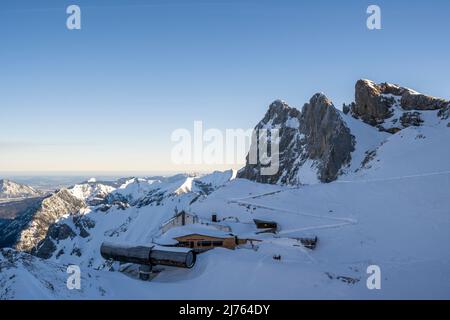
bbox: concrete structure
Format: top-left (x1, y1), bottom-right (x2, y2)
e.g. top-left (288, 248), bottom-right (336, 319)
top-left (160, 211), bottom-right (232, 234)
top-left (160, 211), bottom-right (199, 234)
top-left (100, 241), bottom-right (196, 280)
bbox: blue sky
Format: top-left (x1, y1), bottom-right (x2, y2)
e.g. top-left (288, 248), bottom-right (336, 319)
top-left (1, 0), bottom-right (449, 173)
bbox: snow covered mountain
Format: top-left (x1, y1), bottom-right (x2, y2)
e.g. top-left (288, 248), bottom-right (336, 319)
top-left (238, 96), bottom-right (357, 184)
top-left (0, 179), bottom-right (41, 200)
top-left (0, 80), bottom-right (449, 299)
top-left (239, 79), bottom-right (449, 186)
top-left (69, 181), bottom-right (117, 206)
top-left (0, 189), bottom-right (86, 251)
top-left (0, 171), bottom-right (237, 260)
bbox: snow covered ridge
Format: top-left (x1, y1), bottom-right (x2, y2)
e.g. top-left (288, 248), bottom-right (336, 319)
top-left (239, 79), bottom-right (449, 186)
top-left (14, 189), bottom-right (86, 253)
top-left (0, 179), bottom-right (42, 200)
top-left (19, 170), bottom-right (237, 264)
top-left (0, 171), bottom-right (237, 257)
top-left (99, 170), bottom-right (237, 206)
top-left (2, 169), bottom-right (450, 299)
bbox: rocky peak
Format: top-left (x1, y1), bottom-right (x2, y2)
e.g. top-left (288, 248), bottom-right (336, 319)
top-left (256, 100), bottom-right (301, 130)
top-left (238, 99), bottom-right (302, 185)
top-left (300, 93), bottom-right (355, 183)
top-left (238, 94), bottom-right (355, 185)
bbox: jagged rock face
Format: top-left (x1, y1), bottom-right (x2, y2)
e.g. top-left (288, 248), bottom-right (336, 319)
top-left (0, 179), bottom-right (41, 199)
top-left (301, 94), bottom-right (355, 183)
top-left (14, 189), bottom-right (86, 253)
top-left (439, 104), bottom-right (450, 120)
top-left (352, 80), bottom-right (392, 125)
top-left (238, 100), bottom-right (303, 184)
top-left (46, 223), bottom-right (76, 240)
top-left (32, 237), bottom-right (57, 259)
top-left (350, 79), bottom-right (449, 130)
top-left (238, 95), bottom-right (355, 185)
top-left (401, 89), bottom-right (448, 111)
top-left (400, 112), bottom-right (423, 127)
top-left (0, 198), bottom-right (44, 248)
top-left (32, 215), bottom-right (95, 259)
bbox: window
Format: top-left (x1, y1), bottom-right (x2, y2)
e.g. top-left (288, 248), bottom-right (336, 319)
top-left (212, 241), bottom-right (223, 246)
top-left (199, 241), bottom-right (212, 247)
top-left (178, 241), bottom-right (190, 247)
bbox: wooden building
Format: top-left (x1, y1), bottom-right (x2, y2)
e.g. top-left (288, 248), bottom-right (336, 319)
top-left (253, 219), bottom-right (278, 230)
top-left (174, 233), bottom-right (248, 251)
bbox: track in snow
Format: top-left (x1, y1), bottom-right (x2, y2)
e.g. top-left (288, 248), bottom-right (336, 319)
top-left (337, 170), bottom-right (450, 184)
top-left (229, 199), bottom-right (357, 224)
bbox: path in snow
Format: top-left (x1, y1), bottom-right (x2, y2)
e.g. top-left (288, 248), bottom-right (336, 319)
top-left (277, 222), bottom-right (356, 235)
top-left (338, 170), bottom-right (450, 183)
top-left (229, 199), bottom-right (357, 224)
top-left (229, 170), bottom-right (450, 232)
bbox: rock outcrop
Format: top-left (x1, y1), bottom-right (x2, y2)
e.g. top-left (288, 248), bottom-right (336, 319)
top-left (301, 94), bottom-right (355, 183)
top-left (439, 104), bottom-right (450, 120)
top-left (32, 215), bottom-right (96, 259)
top-left (238, 100), bottom-right (303, 185)
top-left (238, 94), bottom-right (355, 185)
top-left (347, 79), bottom-right (449, 131)
top-left (0, 198), bottom-right (44, 248)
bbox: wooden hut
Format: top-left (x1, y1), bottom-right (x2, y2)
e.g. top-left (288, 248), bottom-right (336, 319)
top-left (253, 219), bottom-right (278, 230)
top-left (174, 233), bottom-right (248, 251)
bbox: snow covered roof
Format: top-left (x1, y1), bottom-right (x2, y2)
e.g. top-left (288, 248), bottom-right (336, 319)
top-left (157, 224), bottom-right (234, 245)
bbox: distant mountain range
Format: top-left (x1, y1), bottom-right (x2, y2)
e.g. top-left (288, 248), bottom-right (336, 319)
top-left (0, 170), bottom-right (237, 253)
top-left (0, 179), bottom-right (42, 200)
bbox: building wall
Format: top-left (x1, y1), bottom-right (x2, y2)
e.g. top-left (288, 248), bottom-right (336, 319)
top-left (175, 234), bottom-right (246, 250)
top-left (160, 213), bottom-right (198, 234)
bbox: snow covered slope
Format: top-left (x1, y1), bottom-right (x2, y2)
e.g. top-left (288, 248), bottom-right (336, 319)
top-left (2, 170), bottom-right (449, 299)
top-left (68, 182), bottom-right (116, 206)
top-left (0, 80), bottom-right (449, 299)
top-left (23, 172), bottom-right (237, 264)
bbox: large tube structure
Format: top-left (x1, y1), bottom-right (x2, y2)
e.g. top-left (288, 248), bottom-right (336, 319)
top-left (100, 242), bottom-right (196, 269)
